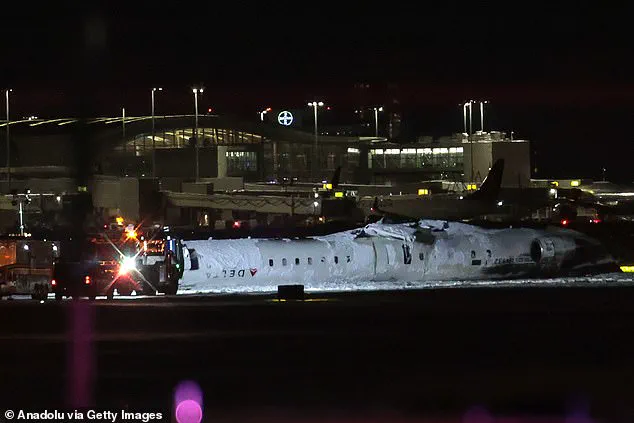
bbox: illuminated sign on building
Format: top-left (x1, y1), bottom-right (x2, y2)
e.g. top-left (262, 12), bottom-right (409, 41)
top-left (277, 111), bottom-right (294, 126)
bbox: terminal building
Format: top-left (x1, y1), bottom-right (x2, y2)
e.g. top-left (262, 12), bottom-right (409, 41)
top-left (0, 112), bottom-right (532, 232)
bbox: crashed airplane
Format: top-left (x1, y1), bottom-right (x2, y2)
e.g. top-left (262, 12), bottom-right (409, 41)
top-left (179, 218), bottom-right (620, 290)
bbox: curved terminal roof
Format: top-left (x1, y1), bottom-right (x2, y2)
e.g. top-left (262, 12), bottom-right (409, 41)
top-left (2, 115), bottom-right (387, 148)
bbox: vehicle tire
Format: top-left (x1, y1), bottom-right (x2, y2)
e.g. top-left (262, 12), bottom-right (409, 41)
top-left (165, 282), bottom-right (178, 296)
top-left (55, 293), bottom-right (63, 301)
top-left (141, 284), bottom-right (157, 296)
top-left (32, 285), bottom-right (46, 301)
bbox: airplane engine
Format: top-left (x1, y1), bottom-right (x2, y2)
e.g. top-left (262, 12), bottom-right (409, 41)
top-left (530, 236), bottom-right (577, 274)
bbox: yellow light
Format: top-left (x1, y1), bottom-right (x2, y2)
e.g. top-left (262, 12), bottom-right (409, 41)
top-left (418, 188), bottom-right (429, 196)
top-left (620, 266), bottom-right (634, 273)
top-left (550, 181), bottom-right (559, 187)
top-left (334, 191), bottom-right (344, 198)
top-left (116, 217), bottom-right (124, 226)
top-left (570, 180), bottom-right (580, 187)
top-left (126, 230), bottom-right (137, 239)
top-left (467, 184), bottom-right (477, 191)
top-left (77, 186), bottom-right (87, 192)
top-left (322, 183), bottom-right (333, 190)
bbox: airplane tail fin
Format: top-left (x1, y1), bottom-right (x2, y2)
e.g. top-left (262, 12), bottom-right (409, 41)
top-left (469, 159), bottom-right (504, 202)
top-left (331, 166), bottom-right (341, 190)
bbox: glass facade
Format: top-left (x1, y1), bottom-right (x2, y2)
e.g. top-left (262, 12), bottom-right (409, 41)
top-left (226, 151), bottom-right (258, 172)
top-left (370, 147), bottom-right (463, 170)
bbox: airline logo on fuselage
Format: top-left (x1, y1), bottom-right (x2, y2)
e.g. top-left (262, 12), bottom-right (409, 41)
top-left (218, 268), bottom-right (258, 278)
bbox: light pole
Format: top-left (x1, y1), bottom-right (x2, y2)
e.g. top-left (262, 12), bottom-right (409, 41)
top-left (468, 100), bottom-right (474, 136)
top-left (307, 101), bottom-right (324, 181)
top-left (5, 89), bottom-right (12, 190)
top-left (193, 87), bottom-right (204, 182)
top-left (373, 106), bottom-right (383, 138)
top-left (479, 100), bottom-right (489, 132)
top-left (462, 100), bottom-right (475, 182)
top-left (151, 87), bottom-right (162, 178)
top-left (259, 107), bottom-right (272, 121)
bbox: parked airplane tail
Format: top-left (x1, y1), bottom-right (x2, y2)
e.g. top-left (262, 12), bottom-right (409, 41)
top-left (330, 166), bottom-right (341, 190)
top-left (468, 159), bottom-right (504, 203)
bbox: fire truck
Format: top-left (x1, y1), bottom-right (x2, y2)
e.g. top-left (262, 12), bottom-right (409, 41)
top-left (51, 224), bottom-right (183, 300)
top-left (0, 238), bottom-right (60, 301)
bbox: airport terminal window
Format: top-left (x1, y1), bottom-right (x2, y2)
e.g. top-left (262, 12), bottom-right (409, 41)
top-left (295, 258), bottom-right (300, 265)
top-left (269, 259), bottom-right (274, 267)
top-left (226, 151), bottom-right (258, 173)
top-left (334, 256), bottom-right (338, 264)
top-left (307, 257), bottom-right (312, 265)
top-left (282, 258), bottom-right (287, 266)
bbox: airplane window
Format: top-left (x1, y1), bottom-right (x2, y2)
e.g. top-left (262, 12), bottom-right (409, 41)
top-left (295, 258), bottom-right (300, 265)
top-left (321, 257), bottom-right (326, 263)
top-left (282, 258), bottom-right (287, 266)
top-left (269, 259), bottom-right (274, 267)
top-left (307, 257), bottom-right (312, 265)
top-left (419, 252), bottom-right (424, 261)
top-left (346, 255), bottom-right (351, 263)
top-left (486, 249), bottom-right (492, 258)
top-left (334, 256), bottom-right (339, 264)
top-left (471, 250), bottom-right (476, 259)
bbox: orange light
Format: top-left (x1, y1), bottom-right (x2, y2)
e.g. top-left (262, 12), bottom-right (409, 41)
top-left (266, 107), bottom-right (272, 112)
top-left (561, 219), bottom-right (569, 226)
top-left (126, 230), bottom-right (137, 239)
top-left (51, 279), bottom-right (56, 286)
top-left (84, 276), bottom-right (91, 285)
top-left (208, 107), bottom-right (212, 113)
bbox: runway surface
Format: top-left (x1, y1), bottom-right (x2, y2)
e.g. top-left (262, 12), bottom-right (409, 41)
top-left (2, 283), bottom-right (634, 421)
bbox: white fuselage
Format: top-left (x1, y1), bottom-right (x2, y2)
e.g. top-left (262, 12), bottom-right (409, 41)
top-left (179, 220), bottom-right (616, 292)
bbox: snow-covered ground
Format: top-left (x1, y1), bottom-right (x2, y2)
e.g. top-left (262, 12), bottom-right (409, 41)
top-left (1, 273), bottom-right (631, 301)
top-left (176, 272), bottom-right (634, 295)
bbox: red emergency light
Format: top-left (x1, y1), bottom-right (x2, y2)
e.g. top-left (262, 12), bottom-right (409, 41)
top-left (561, 219), bottom-right (569, 226)
top-left (84, 275), bottom-right (91, 285)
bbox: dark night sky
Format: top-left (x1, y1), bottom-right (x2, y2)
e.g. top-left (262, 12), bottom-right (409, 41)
top-left (1, 5), bottom-right (633, 181)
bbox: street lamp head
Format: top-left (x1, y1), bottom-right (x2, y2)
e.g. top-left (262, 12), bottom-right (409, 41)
top-left (317, 101), bottom-right (324, 107)
top-left (307, 102), bottom-right (314, 106)
top-left (192, 88), bottom-right (197, 94)
top-left (378, 106), bottom-right (383, 112)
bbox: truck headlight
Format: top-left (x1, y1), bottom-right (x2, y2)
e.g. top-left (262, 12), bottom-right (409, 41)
top-left (119, 256), bottom-right (136, 275)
